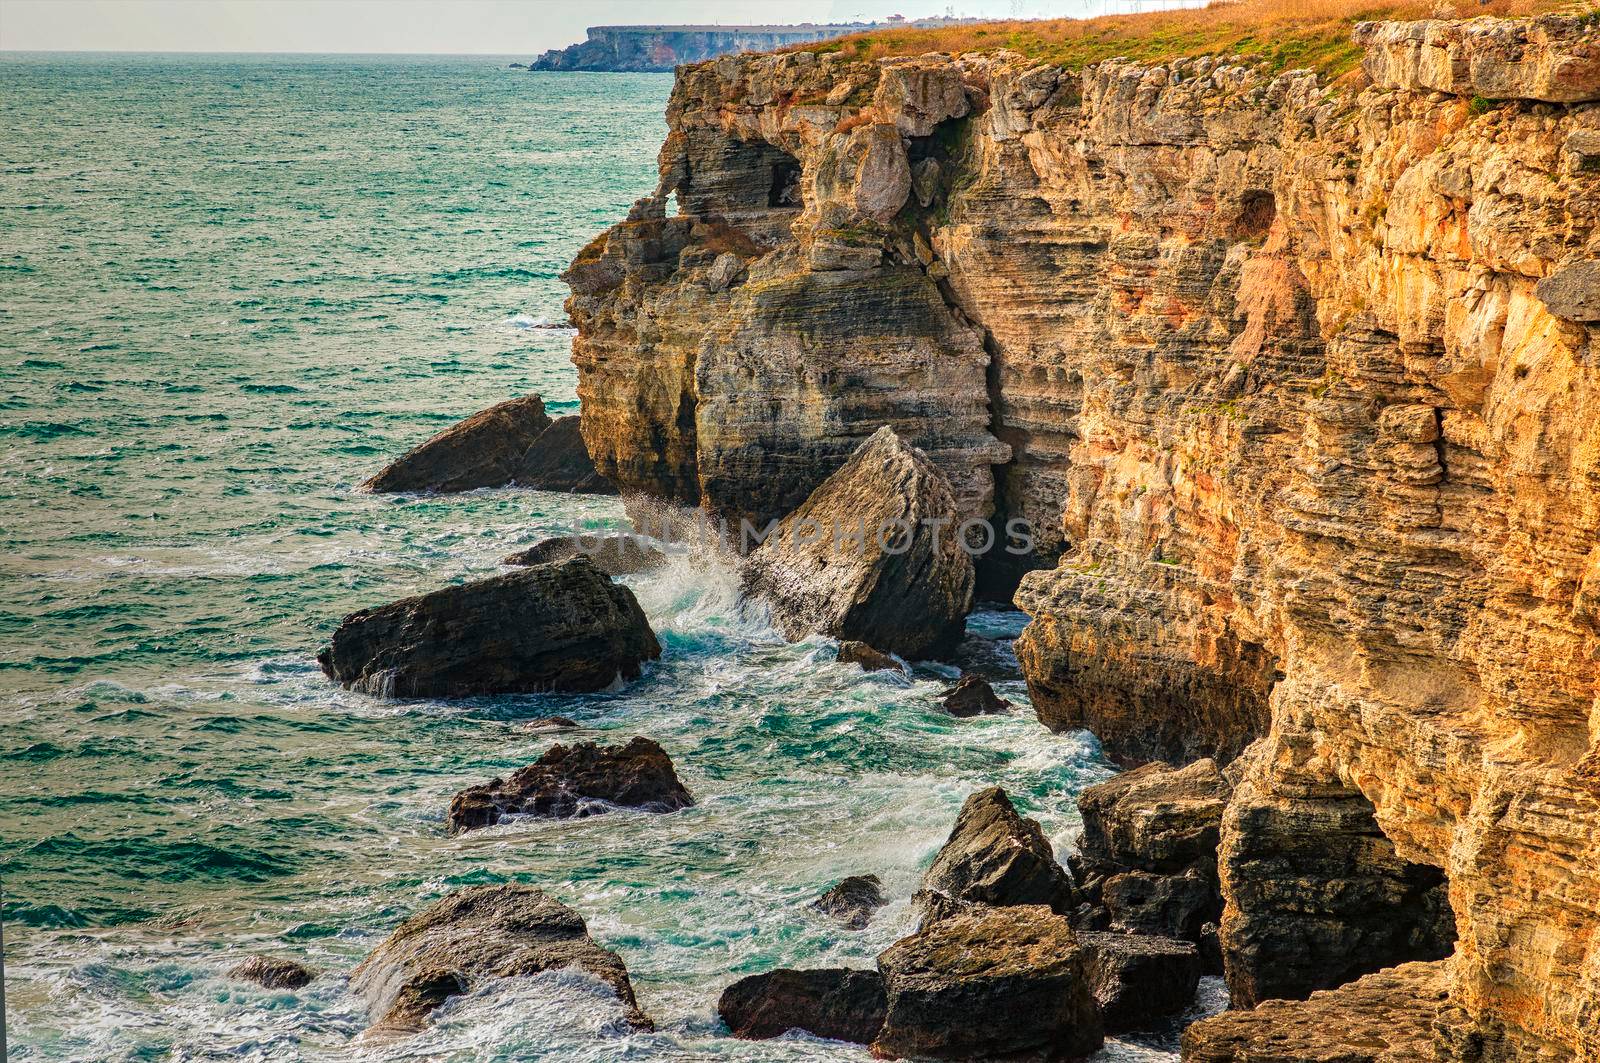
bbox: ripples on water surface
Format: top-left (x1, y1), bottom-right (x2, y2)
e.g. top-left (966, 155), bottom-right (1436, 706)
top-left (0, 53), bottom-right (1201, 1061)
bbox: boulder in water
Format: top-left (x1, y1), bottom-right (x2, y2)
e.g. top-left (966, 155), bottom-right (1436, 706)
top-left (742, 427), bottom-right (974, 660)
top-left (350, 883), bottom-right (650, 1035)
top-left (837, 641), bottom-right (904, 673)
top-left (915, 786), bottom-right (1075, 925)
top-left (512, 415), bottom-right (617, 494)
top-left (1077, 931), bottom-right (1201, 1032)
top-left (503, 533), bottom-right (665, 576)
top-left (811, 874), bottom-right (887, 929)
top-left (872, 904), bottom-right (1103, 1060)
top-left (718, 967), bottom-right (887, 1044)
top-left (447, 736), bottom-right (694, 833)
top-left (228, 955), bottom-right (315, 990)
top-left (937, 674), bottom-right (1012, 716)
top-left (362, 395), bottom-right (553, 493)
top-left (317, 557), bottom-right (660, 698)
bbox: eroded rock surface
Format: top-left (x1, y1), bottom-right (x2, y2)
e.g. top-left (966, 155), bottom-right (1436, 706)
top-left (873, 904), bottom-right (1102, 1061)
top-left (937, 674), bottom-right (1012, 717)
top-left (837, 640), bottom-right (904, 673)
top-left (318, 558), bottom-right (661, 697)
top-left (363, 395), bottom-right (552, 493)
top-left (350, 884), bottom-right (650, 1035)
top-left (916, 786), bottom-right (1075, 924)
top-left (447, 737), bottom-right (693, 833)
top-left (1078, 931), bottom-right (1201, 1033)
top-left (227, 956), bottom-right (315, 990)
top-left (742, 427), bottom-right (975, 659)
top-left (718, 967), bottom-right (887, 1044)
top-left (811, 874), bottom-right (887, 929)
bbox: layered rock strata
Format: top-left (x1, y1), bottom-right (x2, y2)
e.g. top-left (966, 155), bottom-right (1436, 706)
top-left (568, 13), bottom-right (1600, 1057)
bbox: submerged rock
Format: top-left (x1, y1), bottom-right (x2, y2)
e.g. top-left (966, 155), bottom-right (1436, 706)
top-left (350, 883), bottom-right (650, 1035)
top-left (811, 874), bottom-right (887, 929)
top-left (518, 715), bottom-right (579, 733)
top-left (872, 904), bottom-right (1102, 1061)
top-left (228, 955), bottom-right (315, 990)
top-left (937, 674), bottom-right (1012, 717)
top-left (447, 737), bottom-right (693, 833)
top-left (718, 968), bottom-right (887, 1044)
top-left (837, 641), bottom-right (904, 673)
top-left (1077, 931), bottom-right (1201, 1033)
top-left (512, 415), bottom-right (617, 494)
top-left (317, 557), bottom-right (660, 698)
top-left (742, 427), bottom-right (974, 660)
top-left (916, 786), bottom-right (1075, 924)
top-left (502, 533), bottom-right (667, 576)
top-left (362, 395), bottom-right (553, 493)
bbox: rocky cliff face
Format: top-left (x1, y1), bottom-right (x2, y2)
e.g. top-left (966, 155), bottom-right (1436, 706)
top-left (564, 13), bottom-right (1600, 1060)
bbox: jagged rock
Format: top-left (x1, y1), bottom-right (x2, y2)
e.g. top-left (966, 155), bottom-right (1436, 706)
top-left (872, 904), bottom-right (1103, 1061)
top-left (363, 395), bottom-right (552, 493)
top-left (937, 674), bottom-right (1012, 717)
top-left (1356, 15), bottom-right (1600, 103)
top-left (317, 557), bottom-right (660, 698)
top-left (837, 640), bottom-right (904, 673)
top-left (1181, 960), bottom-right (1448, 1063)
top-left (502, 533), bottom-right (666, 576)
top-left (447, 737), bottom-right (693, 833)
top-left (350, 883), bottom-right (649, 1035)
top-left (718, 968), bottom-right (887, 1044)
top-left (228, 956), bottom-right (315, 990)
top-left (1535, 259), bottom-right (1600, 322)
top-left (742, 427), bottom-right (975, 660)
top-left (916, 787), bottom-right (1075, 924)
top-left (512, 415), bottom-right (617, 494)
top-left (811, 874), bottom-right (887, 929)
top-left (1077, 932), bottom-right (1201, 1033)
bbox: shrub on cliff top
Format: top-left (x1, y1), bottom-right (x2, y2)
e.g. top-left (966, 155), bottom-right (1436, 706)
top-left (795, 0), bottom-right (1566, 80)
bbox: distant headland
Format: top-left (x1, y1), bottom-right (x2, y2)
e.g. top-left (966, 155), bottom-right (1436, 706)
top-left (517, 17), bottom-right (979, 72)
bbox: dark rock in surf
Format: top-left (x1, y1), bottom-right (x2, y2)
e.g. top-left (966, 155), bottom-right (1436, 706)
top-left (519, 715), bottom-right (579, 733)
top-left (350, 883), bottom-right (650, 1035)
top-left (718, 967), bottom-right (887, 1044)
top-left (811, 874), bottom-right (887, 929)
top-left (872, 904), bottom-right (1103, 1060)
top-left (837, 641), bottom-right (904, 673)
top-left (503, 533), bottom-right (665, 575)
top-left (1077, 931), bottom-right (1202, 1032)
top-left (362, 394), bottom-right (553, 493)
top-left (228, 955), bottom-right (315, 990)
top-left (447, 736), bottom-right (694, 833)
top-left (742, 427), bottom-right (974, 661)
top-left (915, 787), bottom-right (1075, 925)
top-left (316, 557), bottom-right (660, 698)
top-left (937, 674), bottom-right (1012, 716)
top-left (512, 415), bottom-right (617, 494)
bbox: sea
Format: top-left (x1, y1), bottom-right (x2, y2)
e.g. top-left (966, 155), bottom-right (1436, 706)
top-left (0, 53), bottom-right (1217, 1061)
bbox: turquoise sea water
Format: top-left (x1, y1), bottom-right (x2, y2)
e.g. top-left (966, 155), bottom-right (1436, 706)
top-left (0, 54), bottom-right (1203, 1061)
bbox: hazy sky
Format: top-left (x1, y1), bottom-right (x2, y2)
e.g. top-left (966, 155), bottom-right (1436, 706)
top-left (0, 0), bottom-right (1112, 55)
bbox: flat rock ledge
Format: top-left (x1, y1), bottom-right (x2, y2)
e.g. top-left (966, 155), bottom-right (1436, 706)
top-left (718, 967), bottom-right (887, 1044)
top-left (447, 737), bottom-right (693, 833)
top-left (350, 883), bottom-right (651, 1036)
top-left (915, 786), bottom-right (1076, 925)
top-left (317, 557), bottom-right (660, 698)
top-left (742, 426), bottom-right (974, 661)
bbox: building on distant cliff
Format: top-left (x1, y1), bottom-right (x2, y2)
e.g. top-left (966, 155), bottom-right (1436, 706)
top-left (527, 20), bottom-right (978, 72)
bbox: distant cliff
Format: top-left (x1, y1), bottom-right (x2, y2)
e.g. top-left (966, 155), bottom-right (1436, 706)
top-left (529, 22), bottom-right (965, 72)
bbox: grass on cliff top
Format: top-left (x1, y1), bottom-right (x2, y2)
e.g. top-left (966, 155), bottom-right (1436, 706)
top-left (797, 0), bottom-right (1569, 80)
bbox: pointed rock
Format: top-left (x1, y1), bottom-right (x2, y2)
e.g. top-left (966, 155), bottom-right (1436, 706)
top-left (742, 426), bottom-right (974, 660)
top-left (915, 786), bottom-right (1076, 925)
top-left (363, 395), bottom-right (552, 493)
top-left (512, 415), bottom-right (617, 494)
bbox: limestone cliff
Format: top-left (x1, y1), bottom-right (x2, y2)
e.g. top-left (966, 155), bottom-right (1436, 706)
top-left (564, 12), bottom-right (1600, 1060)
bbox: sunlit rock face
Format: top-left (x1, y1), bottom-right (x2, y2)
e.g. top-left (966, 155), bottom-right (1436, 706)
top-left (566, 17), bottom-right (1600, 1059)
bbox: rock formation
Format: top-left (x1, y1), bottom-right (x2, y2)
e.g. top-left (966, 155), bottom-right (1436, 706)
top-left (1077, 931), bottom-right (1201, 1033)
top-left (915, 786), bottom-right (1075, 924)
top-left (741, 427), bottom-right (975, 659)
top-left (836, 640), bottom-right (904, 672)
top-left (810, 873), bottom-right (887, 929)
top-left (502, 533), bottom-right (665, 575)
top-left (566, 12), bottom-right (1600, 1057)
top-left (227, 955), bottom-right (315, 990)
top-left (447, 737), bottom-right (693, 832)
top-left (317, 557), bottom-right (660, 697)
top-left (936, 674), bottom-right (1012, 716)
top-left (362, 395), bottom-right (552, 493)
top-left (873, 904), bottom-right (1102, 1061)
top-left (350, 883), bottom-right (650, 1035)
top-left (717, 967), bottom-right (887, 1044)
top-left (511, 415), bottom-right (617, 494)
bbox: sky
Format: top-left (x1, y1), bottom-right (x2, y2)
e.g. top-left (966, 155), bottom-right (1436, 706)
top-left (0, 0), bottom-right (1126, 55)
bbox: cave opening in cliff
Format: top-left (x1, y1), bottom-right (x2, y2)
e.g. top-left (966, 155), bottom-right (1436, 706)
top-left (768, 154), bottom-right (802, 209)
top-left (1233, 190), bottom-right (1276, 242)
